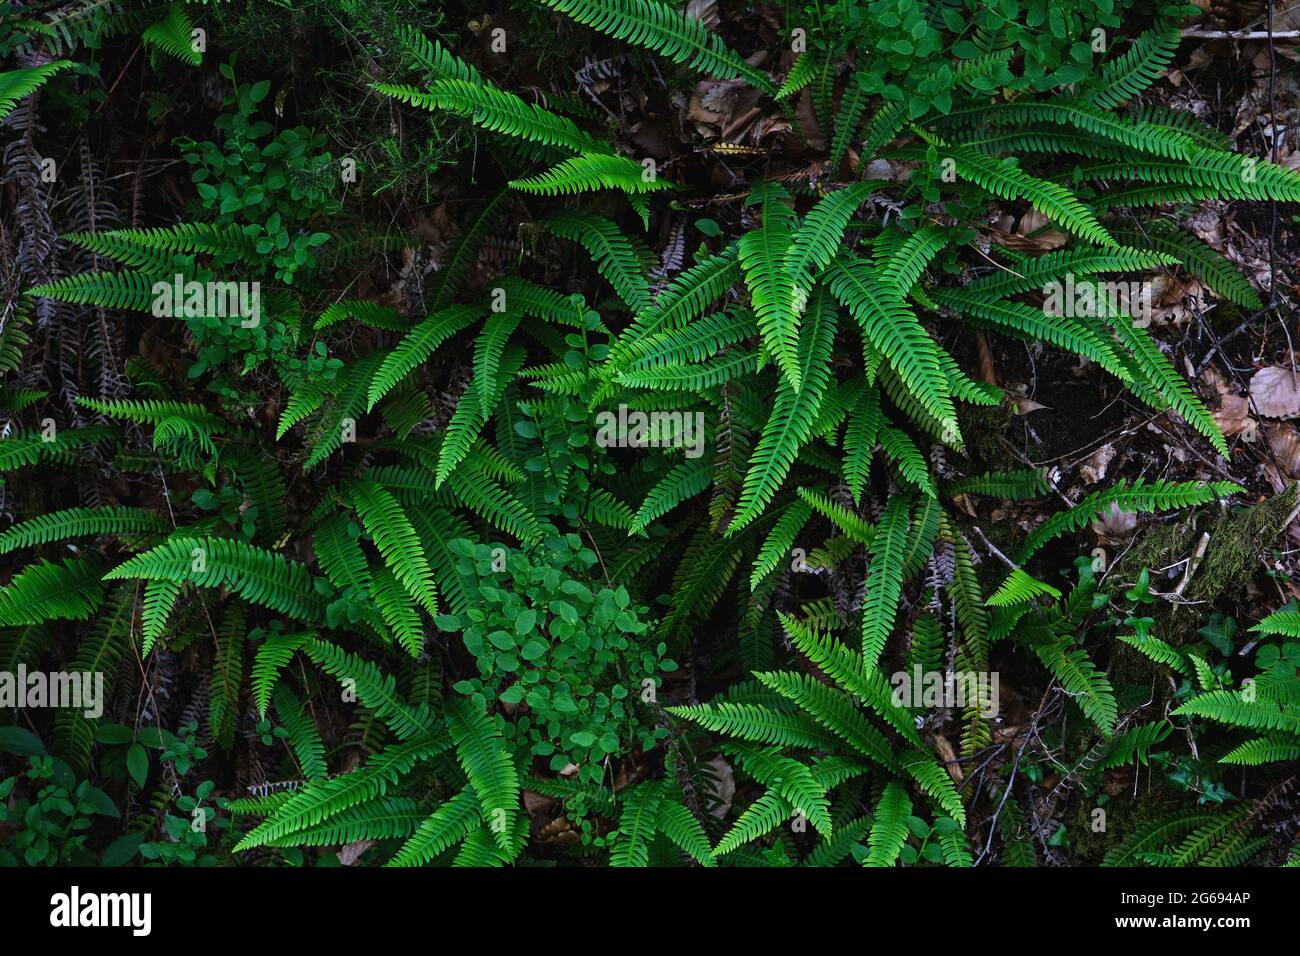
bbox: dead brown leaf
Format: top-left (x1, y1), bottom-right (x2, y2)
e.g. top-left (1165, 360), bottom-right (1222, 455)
top-left (1250, 365), bottom-right (1300, 418)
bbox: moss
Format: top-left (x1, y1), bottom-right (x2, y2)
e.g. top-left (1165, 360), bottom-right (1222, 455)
top-left (956, 401), bottom-right (1015, 472)
top-left (1106, 483), bottom-right (1299, 684)
top-left (1065, 784), bottom-right (1185, 865)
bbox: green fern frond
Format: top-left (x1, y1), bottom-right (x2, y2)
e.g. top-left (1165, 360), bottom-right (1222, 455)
top-left (0, 557), bottom-right (105, 626)
top-left (944, 468), bottom-right (1049, 499)
top-left (1108, 221), bottom-right (1261, 309)
top-left (1174, 690), bottom-right (1300, 735)
top-left (931, 288), bottom-right (1128, 378)
top-left (775, 51), bottom-right (815, 99)
top-left (105, 537), bottom-right (326, 621)
top-left (1026, 629), bottom-right (1117, 735)
top-left (28, 269), bottom-right (159, 312)
top-left (366, 304), bottom-right (480, 410)
top-left (1250, 607), bottom-right (1300, 637)
top-left (303, 639), bottom-right (435, 740)
top-left (140, 578), bottom-right (182, 656)
top-left (1096, 721), bottom-right (1173, 770)
top-left (922, 136), bottom-right (1113, 246)
top-left (233, 737), bottom-right (447, 851)
top-left (864, 781), bottom-right (911, 867)
top-left (537, 0), bottom-right (776, 94)
top-left (511, 152), bottom-right (674, 197)
top-left (1115, 631), bottom-right (1193, 677)
top-left (346, 478), bottom-right (438, 616)
top-left (987, 568), bottom-right (1062, 607)
top-left (1083, 19), bottom-right (1182, 109)
top-left (861, 496), bottom-right (911, 667)
top-left (272, 685), bottom-right (328, 780)
top-left (251, 631), bottom-right (312, 718)
top-left (545, 212), bottom-right (653, 313)
top-left (446, 697), bottom-right (521, 855)
top-left (827, 255), bottom-right (958, 442)
top-left (739, 182), bottom-right (801, 390)
top-left (142, 3), bottom-right (202, 66)
top-left (0, 506), bottom-right (163, 555)
top-left (728, 288), bottom-right (837, 532)
top-left (1218, 738), bottom-right (1300, 766)
top-left (0, 60), bottom-right (74, 120)
top-left (1017, 478), bottom-right (1240, 561)
top-left (657, 790), bottom-right (716, 866)
top-left (387, 788), bottom-right (482, 866)
top-left (374, 79), bottom-right (605, 155)
top-left (1098, 298), bottom-right (1228, 455)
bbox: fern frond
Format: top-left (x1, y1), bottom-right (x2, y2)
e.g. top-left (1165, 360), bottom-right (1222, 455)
top-left (545, 212), bottom-right (653, 313)
top-left (387, 788), bottom-right (482, 866)
top-left (0, 557), bottom-right (105, 626)
top-left (511, 152), bottom-right (674, 197)
top-left (924, 136), bottom-right (1113, 246)
top-left (105, 537), bottom-right (326, 621)
top-left (234, 738), bottom-right (446, 851)
top-left (366, 304), bottom-right (480, 410)
top-left (827, 255), bottom-right (957, 442)
top-left (142, 3), bottom-right (201, 66)
top-left (374, 79), bottom-right (605, 155)
top-left (987, 568), bottom-right (1062, 607)
top-left (1017, 478), bottom-right (1240, 561)
top-left (445, 697), bottom-right (521, 855)
top-left (739, 182), bottom-right (801, 390)
top-left (1026, 629), bottom-right (1117, 735)
top-left (728, 288), bottom-right (837, 532)
top-left (864, 781), bottom-right (911, 867)
top-left (0, 506), bottom-right (163, 554)
top-left (1096, 721), bottom-right (1173, 770)
top-left (251, 631), bottom-right (312, 718)
top-left (346, 478), bottom-right (438, 616)
top-left (273, 684), bottom-right (328, 780)
top-left (0, 60), bottom-right (74, 120)
top-left (1083, 19), bottom-right (1182, 109)
top-left (537, 0), bottom-right (776, 94)
top-left (861, 496), bottom-right (911, 667)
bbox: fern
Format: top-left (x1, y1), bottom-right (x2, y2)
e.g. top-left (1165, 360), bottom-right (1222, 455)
top-left (1, 58), bottom-right (73, 119)
top-left (0, 507), bottom-right (163, 555)
top-left (445, 697), bottom-right (521, 854)
top-left (105, 537), bottom-right (327, 621)
top-left (537, 0), bottom-right (776, 94)
top-left (510, 153), bottom-right (674, 198)
top-left (141, 3), bottom-right (202, 66)
top-left (1017, 479), bottom-right (1240, 562)
top-left (0, 557), bottom-right (105, 626)
top-left (864, 781), bottom-right (911, 867)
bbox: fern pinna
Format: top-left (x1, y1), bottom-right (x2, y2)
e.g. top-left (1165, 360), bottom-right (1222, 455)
top-left (4, 0), bottom-right (1298, 868)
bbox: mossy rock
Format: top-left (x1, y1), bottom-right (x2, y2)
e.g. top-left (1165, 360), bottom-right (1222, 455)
top-left (1065, 786), bottom-right (1186, 865)
top-left (1107, 482), bottom-right (1299, 684)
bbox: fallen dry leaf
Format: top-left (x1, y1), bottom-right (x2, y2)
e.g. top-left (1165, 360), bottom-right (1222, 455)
top-left (1013, 396), bottom-right (1050, 415)
top-left (1214, 393), bottom-right (1256, 438)
top-left (1078, 443), bottom-right (1116, 485)
top-left (338, 840), bottom-right (372, 866)
top-left (706, 755), bottom-right (735, 818)
top-left (1250, 365), bottom-right (1300, 418)
top-left (1015, 209), bottom-right (1069, 250)
top-left (1267, 421), bottom-right (1300, 477)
